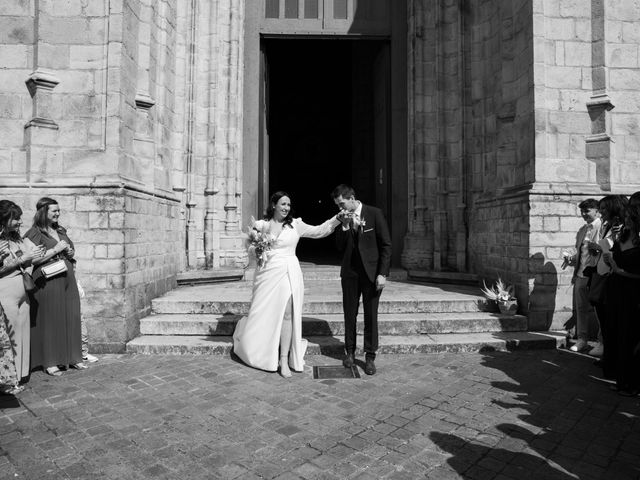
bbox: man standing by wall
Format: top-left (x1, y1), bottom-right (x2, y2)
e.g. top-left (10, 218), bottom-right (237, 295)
top-left (332, 185), bottom-right (392, 375)
top-left (563, 199), bottom-right (602, 354)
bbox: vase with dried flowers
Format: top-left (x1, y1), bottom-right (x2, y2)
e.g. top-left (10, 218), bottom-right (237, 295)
top-left (481, 278), bottom-right (518, 314)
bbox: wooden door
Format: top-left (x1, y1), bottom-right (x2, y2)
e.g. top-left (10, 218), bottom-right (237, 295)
top-left (373, 44), bottom-right (390, 220)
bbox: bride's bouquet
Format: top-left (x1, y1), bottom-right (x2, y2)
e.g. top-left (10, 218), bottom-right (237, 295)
top-left (246, 217), bottom-right (275, 268)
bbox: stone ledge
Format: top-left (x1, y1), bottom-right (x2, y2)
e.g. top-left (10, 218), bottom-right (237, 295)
top-left (126, 331), bottom-right (562, 355)
top-left (176, 269), bottom-right (245, 285)
top-left (408, 270), bottom-right (479, 286)
top-left (140, 312), bottom-right (529, 336)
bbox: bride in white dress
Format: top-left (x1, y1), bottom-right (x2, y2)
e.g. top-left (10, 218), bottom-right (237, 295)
top-left (233, 191), bottom-right (341, 377)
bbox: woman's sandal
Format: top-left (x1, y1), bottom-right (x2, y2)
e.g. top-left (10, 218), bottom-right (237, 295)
top-left (45, 366), bottom-right (62, 376)
top-left (1, 384), bottom-right (24, 395)
top-left (71, 362), bottom-right (88, 370)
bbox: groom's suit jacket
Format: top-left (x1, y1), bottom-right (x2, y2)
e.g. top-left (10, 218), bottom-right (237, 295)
top-left (335, 204), bottom-right (392, 283)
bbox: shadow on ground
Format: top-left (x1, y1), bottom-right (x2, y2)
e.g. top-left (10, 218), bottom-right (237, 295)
top-left (429, 349), bottom-right (640, 479)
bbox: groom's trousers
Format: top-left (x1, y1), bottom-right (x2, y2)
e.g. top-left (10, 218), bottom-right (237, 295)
top-left (341, 254), bottom-right (380, 355)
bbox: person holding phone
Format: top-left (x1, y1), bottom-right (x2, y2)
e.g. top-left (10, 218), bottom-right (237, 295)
top-left (562, 199), bottom-right (602, 353)
top-left (592, 195), bottom-right (629, 380)
top-left (602, 192), bottom-right (640, 396)
top-left (0, 200), bottom-right (44, 392)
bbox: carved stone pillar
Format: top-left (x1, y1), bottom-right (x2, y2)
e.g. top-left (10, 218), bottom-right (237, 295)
top-left (585, 0), bottom-right (614, 191)
top-left (24, 70), bottom-right (60, 183)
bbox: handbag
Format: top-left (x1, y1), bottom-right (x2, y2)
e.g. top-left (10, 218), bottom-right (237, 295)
top-left (7, 247), bottom-right (35, 293)
top-left (588, 272), bottom-right (608, 305)
top-left (41, 259), bottom-right (68, 279)
top-left (21, 271), bottom-right (36, 292)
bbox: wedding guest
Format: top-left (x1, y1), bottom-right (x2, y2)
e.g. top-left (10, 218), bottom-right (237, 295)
top-left (0, 301), bottom-right (20, 395)
top-left (25, 197), bottom-right (84, 376)
top-left (592, 195), bottom-right (628, 379)
top-left (604, 192), bottom-right (640, 396)
top-left (76, 279), bottom-right (98, 364)
top-left (0, 200), bottom-right (44, 390)
top-left (563, 198), bottom-right (602, 353)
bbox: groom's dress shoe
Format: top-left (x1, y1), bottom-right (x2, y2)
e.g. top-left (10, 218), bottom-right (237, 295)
top-left (343, 352), bottom-right (355, 368)
top-left (364, 356), bottom-right (376, 375)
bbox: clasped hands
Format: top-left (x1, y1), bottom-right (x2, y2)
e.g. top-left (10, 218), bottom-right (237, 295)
top-left (337, 210), bottom-right (365, 230)
top-left (0, 240), bottom-right (46, 264)
top-left (53, 240), bottom-right (73, 257)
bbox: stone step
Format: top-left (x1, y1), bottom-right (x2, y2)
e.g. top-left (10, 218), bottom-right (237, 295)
top-left (408, 270), bottom-right (479, 286)
top-left (151, 281), bottom-right (487, 315)
top-left (245, 265), bottom-right (409, 282)
top-left (126, 331), bottom-right (564, 355)
top-left (177, 269), bottom-right (245, 285)
top-left (140, 312), bottom-right (528, 336)
top-left (152, 298), bottom-right (485, 315)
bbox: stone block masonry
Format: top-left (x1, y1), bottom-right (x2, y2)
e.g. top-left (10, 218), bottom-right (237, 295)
top-left (1, 187), bottom-right (183, 353)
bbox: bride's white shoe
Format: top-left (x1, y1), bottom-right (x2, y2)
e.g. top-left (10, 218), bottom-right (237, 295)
top-left (279, 356), bottom-right (292, 378)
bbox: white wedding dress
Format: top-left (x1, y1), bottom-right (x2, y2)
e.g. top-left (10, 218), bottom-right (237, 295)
top-left (233, 216), bottom-right (339, 372)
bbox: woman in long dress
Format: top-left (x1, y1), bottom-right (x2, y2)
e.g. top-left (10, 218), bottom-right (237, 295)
top-left (233, 191), bottom-right (340, 377)
top-left (24, 197), bottom-right (84, 376)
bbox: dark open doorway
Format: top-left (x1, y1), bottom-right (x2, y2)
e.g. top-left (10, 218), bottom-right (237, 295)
top-left (262, 38), bottom-right (390, 264)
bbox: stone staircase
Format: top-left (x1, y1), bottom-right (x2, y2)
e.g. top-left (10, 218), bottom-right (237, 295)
top-left (126, 266), bottom-right (562, 355)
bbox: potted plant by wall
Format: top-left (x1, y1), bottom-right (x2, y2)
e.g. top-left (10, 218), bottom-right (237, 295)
top-left (481, 278), bottom-right (518, 314)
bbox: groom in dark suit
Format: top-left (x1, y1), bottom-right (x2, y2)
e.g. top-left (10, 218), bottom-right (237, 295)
top-left (332, 184), bottom-right (392, 375)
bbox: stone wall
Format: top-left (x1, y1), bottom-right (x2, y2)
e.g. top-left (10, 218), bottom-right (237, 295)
top-left (404, 0), bottom-right (536, 303)
top-left (464, 0), bottom-right (535, 304)
top-left (0, 0), bottom-right (246, 351)
top-left (528, 0), bottom-right (640, 329)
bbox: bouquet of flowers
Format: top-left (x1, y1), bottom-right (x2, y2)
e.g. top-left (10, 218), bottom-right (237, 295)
top-left (246, 217), bottom-right (275, 269)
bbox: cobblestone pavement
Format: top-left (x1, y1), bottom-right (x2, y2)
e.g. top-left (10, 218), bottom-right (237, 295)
top-left (1, 350), bottom-right (639, 480)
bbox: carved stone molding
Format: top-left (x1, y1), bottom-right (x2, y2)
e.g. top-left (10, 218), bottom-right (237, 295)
top-left (25, 70), bottom-right (60, 97)
top-left (24, 70), bottom-right (60, 130)
top-left (135, 93), bottom-right (156, 111)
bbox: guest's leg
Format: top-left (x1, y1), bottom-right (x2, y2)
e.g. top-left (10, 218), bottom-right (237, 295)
top-left (16, 294), bottom-right (30, 380)
top-left (81, 314), bottom-right (89, 359)
top-left (279, 296), bottom-right (293, 378)
top-left (2, 277), bottom-right (29, 380)
top-left (573, 278), bottom-right (591, 350)
top-left (596, 303), bottom-right (616, 379)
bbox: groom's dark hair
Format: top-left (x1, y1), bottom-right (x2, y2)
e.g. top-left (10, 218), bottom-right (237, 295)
top-left (331, 184), bottom-right (355, 199)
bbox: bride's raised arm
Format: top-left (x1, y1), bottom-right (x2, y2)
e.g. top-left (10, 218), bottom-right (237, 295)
top-left (295, 216), bottom-right (341, 239)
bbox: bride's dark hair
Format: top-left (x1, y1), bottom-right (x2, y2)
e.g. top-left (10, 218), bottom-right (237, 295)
top-left (265, 191), bottom-right (294, 228)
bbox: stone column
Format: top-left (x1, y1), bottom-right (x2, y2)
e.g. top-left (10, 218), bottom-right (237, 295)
top-left (402, 0), bottom-right (434, 270)
top-left (24, 70), bottom-right (60, 183)
top-left (403, 0), bottom-right (466, 273)
top-left (204, 0), bottom-right (221, 269)
top-left (585, 0), bottom-right (614, 190)
top-left (216, 0), bottom-right (248, 267)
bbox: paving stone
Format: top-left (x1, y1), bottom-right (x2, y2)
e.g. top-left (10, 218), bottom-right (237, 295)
top-left (0, 351), bottom-right (638, 478)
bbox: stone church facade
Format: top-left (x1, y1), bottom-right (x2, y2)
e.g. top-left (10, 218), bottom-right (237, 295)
top-left (1, 0), bottom-right (638, 352)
